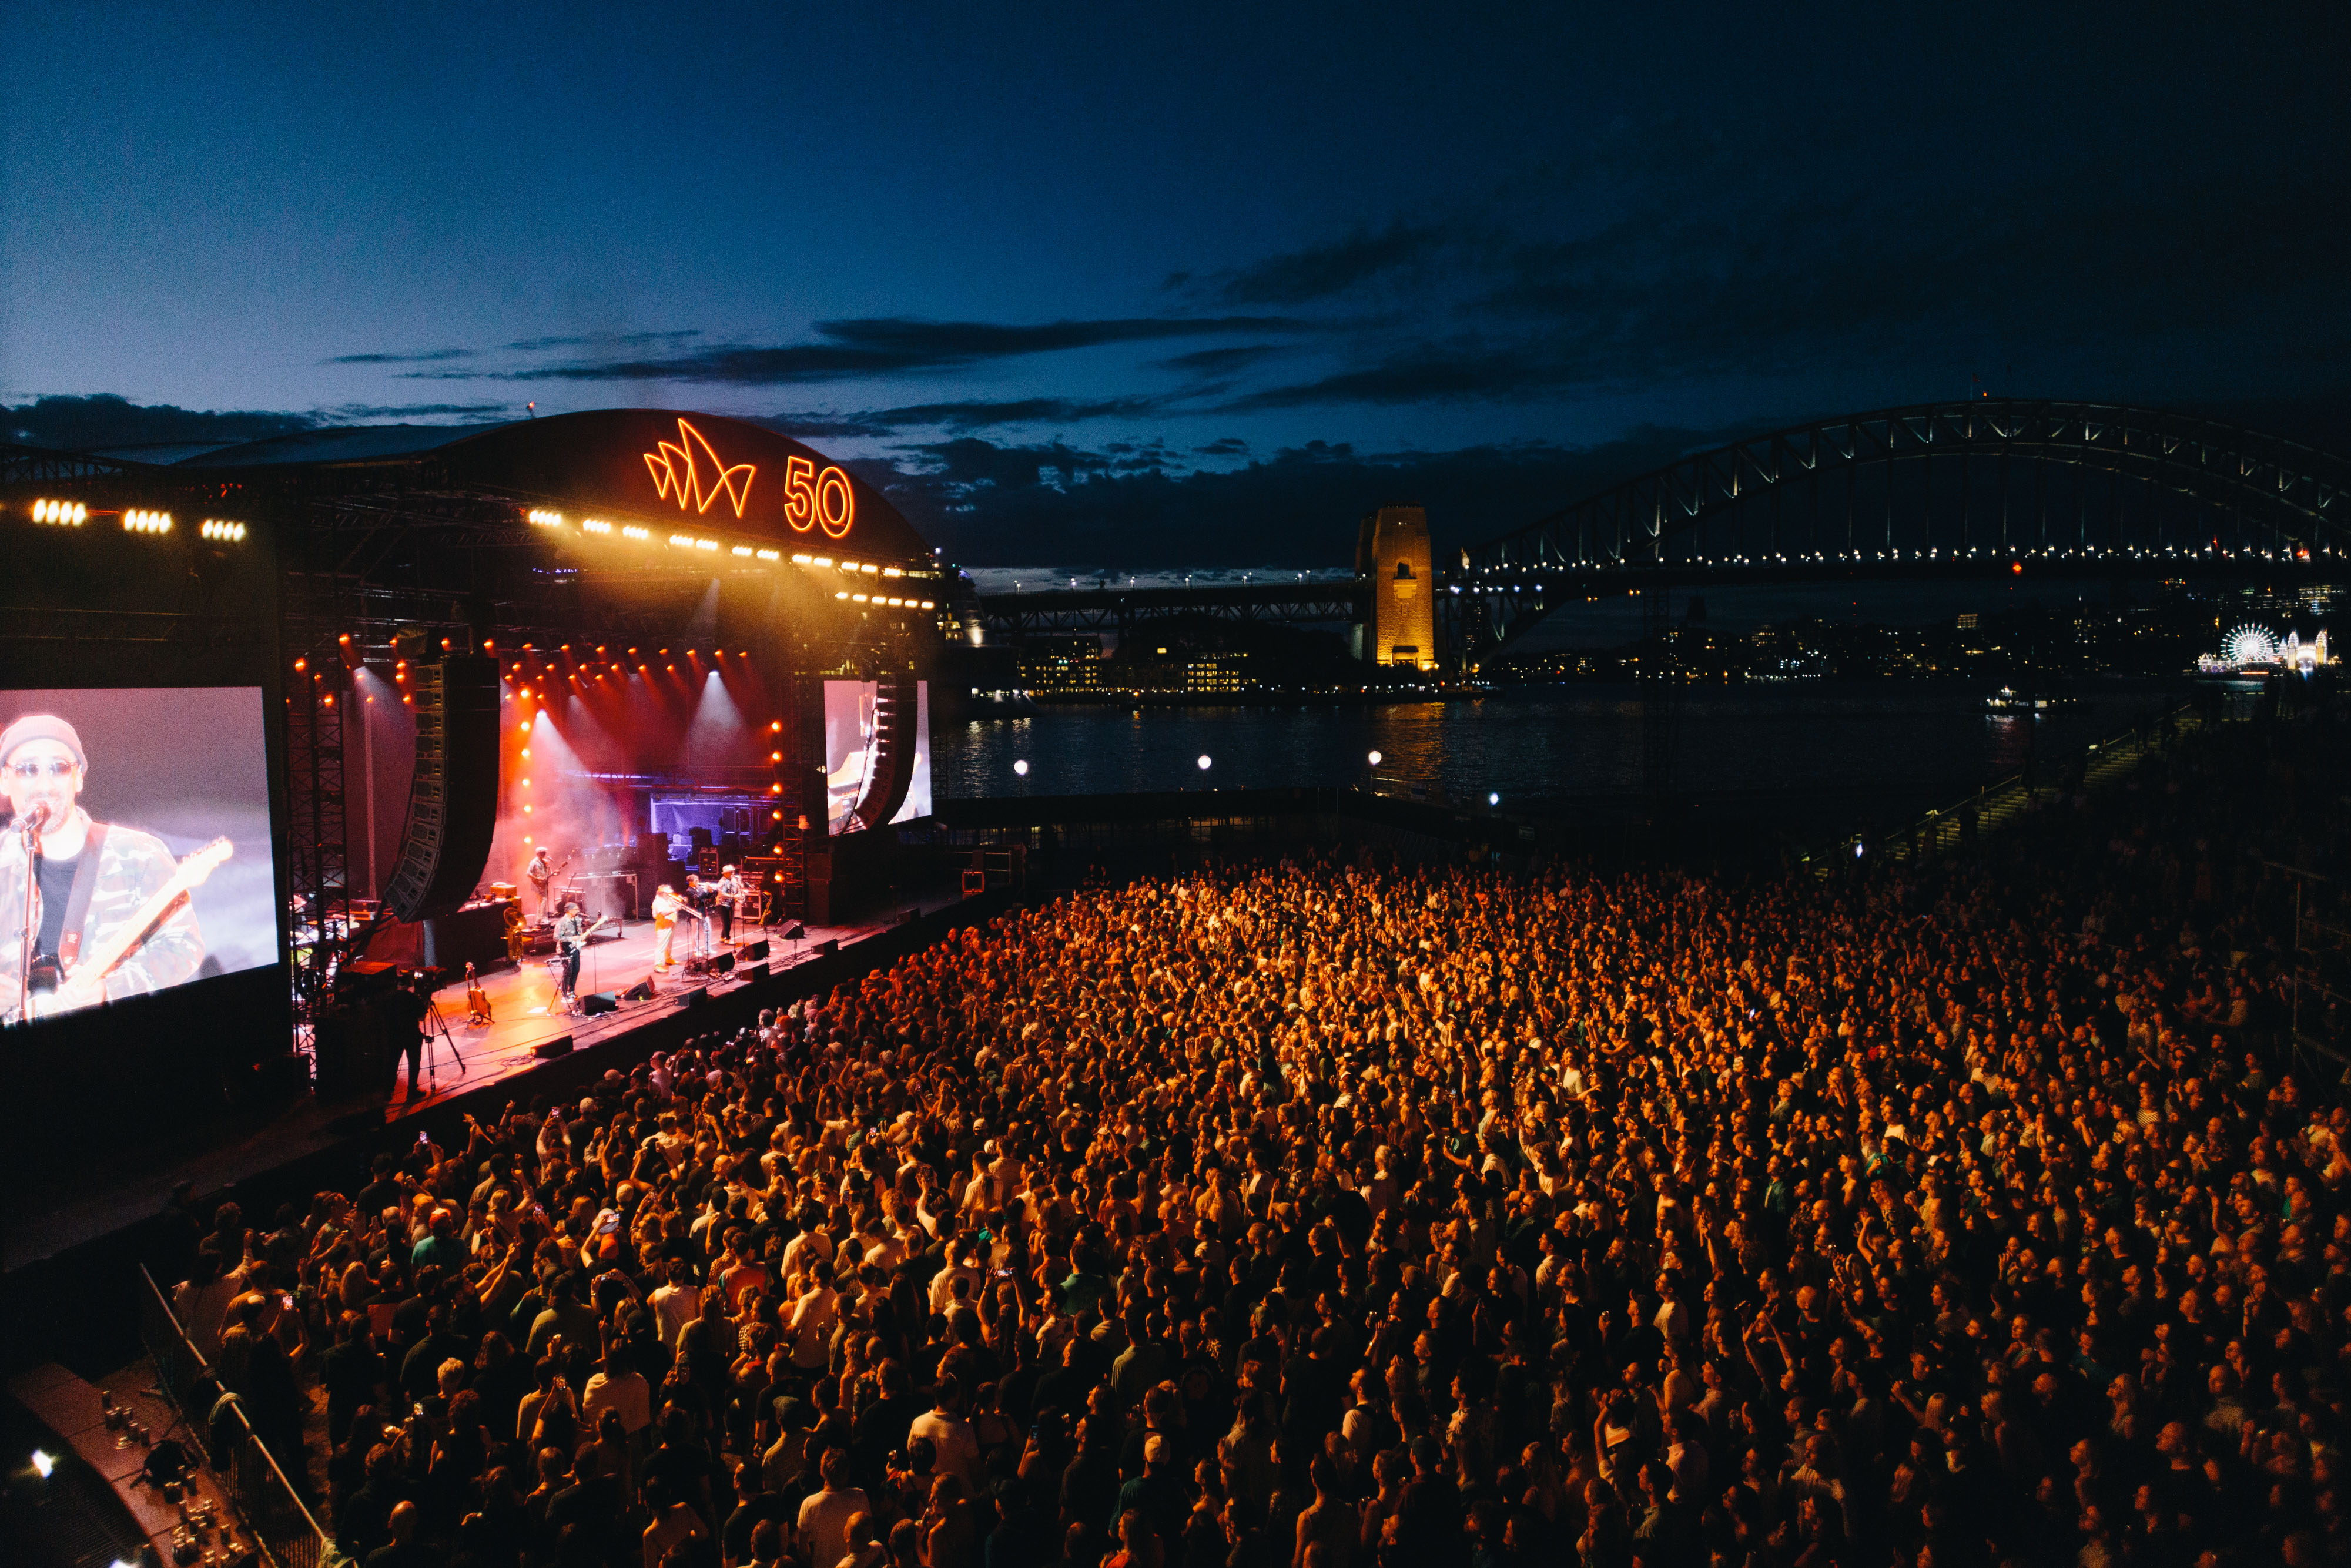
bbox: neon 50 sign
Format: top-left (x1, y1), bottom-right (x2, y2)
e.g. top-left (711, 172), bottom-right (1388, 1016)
top-left (642, 417), bottom-right (855, 539)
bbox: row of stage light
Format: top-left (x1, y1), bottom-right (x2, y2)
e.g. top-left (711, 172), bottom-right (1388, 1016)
top-left (24, 497), bottom-right (247, 539)
top-left (521, 507), bottom-right (938, 609)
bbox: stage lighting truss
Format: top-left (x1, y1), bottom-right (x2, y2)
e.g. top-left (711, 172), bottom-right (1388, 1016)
top-left (29, 498), bottom-right (88, 525)
top-left (123, 508), bottom-right (173, 534)
top-left (515, 504), bottom-right (937, 605)
top-left (199, 518), bottom-right (248, 541)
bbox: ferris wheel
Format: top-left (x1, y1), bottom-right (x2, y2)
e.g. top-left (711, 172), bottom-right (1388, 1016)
top-left (2223, 624), bottom-right (2279, 666)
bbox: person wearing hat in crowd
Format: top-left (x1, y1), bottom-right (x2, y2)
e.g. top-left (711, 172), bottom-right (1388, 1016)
top-left (0, 711), bottom-right (205, 1021)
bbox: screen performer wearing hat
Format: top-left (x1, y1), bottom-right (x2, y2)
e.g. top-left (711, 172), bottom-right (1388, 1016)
top-left (0, 713), bottom-right (205, 1023)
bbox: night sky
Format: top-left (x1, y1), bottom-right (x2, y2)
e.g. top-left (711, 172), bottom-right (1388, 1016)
top-left (7, 4), bottom-right (2348, 577)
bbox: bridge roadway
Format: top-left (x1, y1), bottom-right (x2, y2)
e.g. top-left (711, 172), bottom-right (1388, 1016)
top-left (971, 548), bottom-right (2338, 641)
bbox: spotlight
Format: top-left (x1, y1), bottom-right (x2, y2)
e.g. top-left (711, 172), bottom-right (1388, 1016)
top-left (31, 1449), bottom-right (55, 1477)
top-left (792, 552), bottom-right (813, 564)
top-left (582, 518), bottom-right (612, 534)
top-left (1488, 792), bottom-right (1501, 806)
top-left (1014, 760), bottom-right (1029, 776)
top-left (31, 498), bottom-right (87, 525)
top-left (199, 518), bottom-right (247, 541)
top-left (1197, 755), bottom-right (1211, 771)
top-left (123, 508), bottom-right (173, 534)
top-left (732, 545), bottom-right (753, 557)
top-left (622, 525), bottom-right (650, 541)
top-left (1368, 750), bottom-right (1382, 766)
top-left (526, 508), bottom-right (564, 526)
top-left (756, 548), bottom-right (780, 561)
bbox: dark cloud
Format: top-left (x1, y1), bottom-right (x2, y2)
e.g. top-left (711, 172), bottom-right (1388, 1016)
top-left (433, 314), bottom-right (1318, 386)
top-left (327, 401), bottom-right (510, 419)
top-left (873, 424), bottom-right (1770, 568)
top-left (1217, 346), bottom-right (1546, 411)
top-left (749, 411), bottom-right (902, 440)
top-left (1148, 344), bottom-right (1291, 378)
top-left (872, 396), bottom-right (1166, 431)
top-left (503, 329), bottom-right (706, 352)
top-left (325, 347), bottom-right (476, 364)
top-left (1194, 437), bottom-right (1250, 457)
top-left (3, 393), bottom-right (318, 451)
top-left (1214, 220), bottom-right (1448, 305)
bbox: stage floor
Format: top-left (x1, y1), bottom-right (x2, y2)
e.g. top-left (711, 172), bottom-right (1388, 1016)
top-left (387, 914), bottom-right (823, 1114)
top-left (4, 889), bottom-right (968, 1271)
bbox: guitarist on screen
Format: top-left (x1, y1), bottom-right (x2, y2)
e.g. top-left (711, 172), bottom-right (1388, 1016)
top-left (0, 714), bottom-right (207, 1023)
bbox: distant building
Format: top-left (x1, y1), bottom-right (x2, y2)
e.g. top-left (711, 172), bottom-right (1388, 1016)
top-left (1354, 504), bottom-right (1436, 669)
top-left (1019, 636), bottom-right (1102, 693)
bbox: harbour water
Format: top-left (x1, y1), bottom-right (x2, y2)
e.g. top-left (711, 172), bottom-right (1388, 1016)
top-left (933, 679), bottom-right (2190, 841)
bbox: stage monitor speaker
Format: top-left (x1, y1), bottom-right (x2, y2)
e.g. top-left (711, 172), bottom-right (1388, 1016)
top-left (678, 986), bottom-right (707, 1007)
top-left (580, 991), bottom-right (619, 1016)
top-left (812, 937), bottom-right (839, 958)
top-left (893, 907), bottom-right (919, 927)
top-left (781, 924), bottom-right (805, 942)
top-left (742, 962), bottom-right (768, 983)
top-left (533, 1034), bottom-right (575, 1058)
top-left (707, 950), bottom-right (735, 976)
top-left (381, 654), bottom-right (501, 922)
top-left (739, 939), bottom-right (769, 962)
top-left (621, 979), bottom-right (655, 1002)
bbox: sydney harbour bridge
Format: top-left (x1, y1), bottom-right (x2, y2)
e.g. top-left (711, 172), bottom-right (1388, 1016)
top-left (971, 398), bottom-right (2351, 668)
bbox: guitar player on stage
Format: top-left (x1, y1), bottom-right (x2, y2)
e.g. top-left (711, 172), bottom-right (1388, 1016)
top-left (0, 713), bottom-right (206, 1023)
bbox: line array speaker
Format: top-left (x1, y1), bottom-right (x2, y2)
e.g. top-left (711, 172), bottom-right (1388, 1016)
top-left (381, 654), bottom-right (501, 922)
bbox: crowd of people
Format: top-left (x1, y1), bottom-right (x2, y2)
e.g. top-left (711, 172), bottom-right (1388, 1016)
top-left (154, 710), bottom-right (2351, 1568)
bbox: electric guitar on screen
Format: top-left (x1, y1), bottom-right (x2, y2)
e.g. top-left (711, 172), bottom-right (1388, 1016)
top-left (13, 836), bottom-right (233, 1023)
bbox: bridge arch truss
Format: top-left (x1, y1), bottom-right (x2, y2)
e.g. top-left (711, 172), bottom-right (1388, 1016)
top-left (1458, 399), bottom-right (2351, 654)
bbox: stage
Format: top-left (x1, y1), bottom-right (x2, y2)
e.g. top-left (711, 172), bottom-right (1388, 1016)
top-left (2, 884), bottom-right (984, 1272)
top-left (386, 912), bottom-right (820, 1114)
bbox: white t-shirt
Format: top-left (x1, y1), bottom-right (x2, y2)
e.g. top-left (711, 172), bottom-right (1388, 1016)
top-left (908, 1409), bottom-right (980, 1489)
top-left (796, 1486), bottom-right (870, 1568)
top-left (649, 1282), bottom-right (703, 1348)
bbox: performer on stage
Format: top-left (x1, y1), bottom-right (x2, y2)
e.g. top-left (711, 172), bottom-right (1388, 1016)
top-left (715, 864), bottom-right (743, 942)
top-left (552, 900), bottom-right (585, 1004)
top-left (1, 713), bottom-right (205, 1022)
top-left (651, 883), bottom-right (682, 970)
top-left (524, 846), bottom-right (555, 925)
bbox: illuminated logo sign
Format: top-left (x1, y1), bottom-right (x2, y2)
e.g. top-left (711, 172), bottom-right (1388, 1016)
top-left (782, 455), bottom-right (856, 540)
top-left (644, 418), bottom-right (756, 518)
top-left (640, 417), bottom-right (856, 539)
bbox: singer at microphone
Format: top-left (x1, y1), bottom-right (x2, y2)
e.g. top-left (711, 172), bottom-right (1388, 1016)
top-left (1, 714), bottom-right (206, 1023)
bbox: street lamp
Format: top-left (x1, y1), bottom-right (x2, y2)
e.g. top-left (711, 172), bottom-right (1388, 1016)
top-left (1197, 755), bottom-right (1212, 772)
top-left (1013, 760), bottom-right (1029, 777)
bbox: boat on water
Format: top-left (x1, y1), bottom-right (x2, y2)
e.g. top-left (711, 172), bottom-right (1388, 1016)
top-left (1984, 686), bottom-right (2073, 713)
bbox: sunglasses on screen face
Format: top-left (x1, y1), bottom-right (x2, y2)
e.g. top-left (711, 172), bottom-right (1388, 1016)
top-left (8, 759), bottom-right (78, 780)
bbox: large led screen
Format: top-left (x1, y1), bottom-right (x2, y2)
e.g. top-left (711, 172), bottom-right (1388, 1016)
top-left (0, 688), bottom-right (279, 1027)
top-left (823, 680), bottom-right (932, 833)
